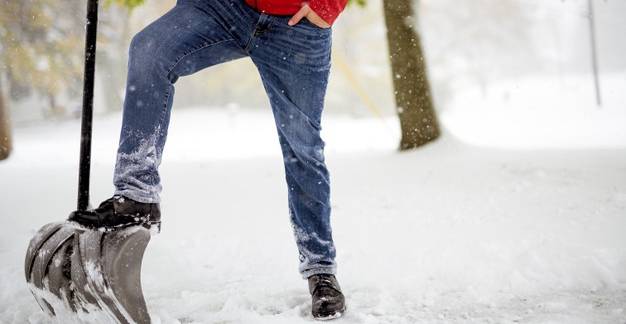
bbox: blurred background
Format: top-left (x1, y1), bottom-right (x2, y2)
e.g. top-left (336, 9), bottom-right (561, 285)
top-left (2, 0), bottom-right (625, 150)
top-left (1, 1), bottom-right (625, 323)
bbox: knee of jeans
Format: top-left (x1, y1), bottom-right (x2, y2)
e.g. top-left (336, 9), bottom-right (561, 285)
top-left (128, 29), bottom-right (171, 79)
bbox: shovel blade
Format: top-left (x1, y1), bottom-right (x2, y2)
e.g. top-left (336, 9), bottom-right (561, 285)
top-left (25, 222), bottom-right (152, 323)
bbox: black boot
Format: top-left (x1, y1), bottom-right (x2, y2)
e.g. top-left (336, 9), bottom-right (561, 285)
top-left (308, 274), bottom-right (346, 320)
top-left (69, 195), bottom-right (161, 231)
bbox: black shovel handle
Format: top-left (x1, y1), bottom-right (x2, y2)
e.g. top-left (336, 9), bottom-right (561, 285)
top-left (77, 0), bottom-right (99, 211)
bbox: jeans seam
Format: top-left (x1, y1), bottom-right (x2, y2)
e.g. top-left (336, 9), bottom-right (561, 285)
top-left (244, 14), bottom-right (276, 53)
top-left (165, 38), bottom-right (235, 80)
top-left (244, 23), bottom-right (259, 52)
top-left (158, 87), bottom-right (171, 136)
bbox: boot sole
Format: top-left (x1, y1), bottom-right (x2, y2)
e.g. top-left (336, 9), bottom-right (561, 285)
top-left (314, 306), bottom-right (346, 321)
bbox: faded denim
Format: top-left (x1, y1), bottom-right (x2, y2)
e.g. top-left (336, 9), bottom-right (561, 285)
top-left (113, 0), bottom-right (336, 278)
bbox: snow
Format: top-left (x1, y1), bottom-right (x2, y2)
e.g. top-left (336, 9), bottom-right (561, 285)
top-left (1, 97), bottom-right (626, 323)
top-left (3, 0), bottom-right (626, 321)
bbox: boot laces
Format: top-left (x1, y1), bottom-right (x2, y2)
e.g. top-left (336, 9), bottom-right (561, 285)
top-left (313, 274), bottom-right (340, 296)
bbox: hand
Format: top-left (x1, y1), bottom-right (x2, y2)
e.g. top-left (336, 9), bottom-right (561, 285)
top-left (288, 4), bottom-right (331, 29)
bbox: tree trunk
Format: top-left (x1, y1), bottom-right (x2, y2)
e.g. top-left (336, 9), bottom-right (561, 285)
top-left (0, 80), bottom-right (12, 160)
top-left (383, 0), bottom-right (440, 150)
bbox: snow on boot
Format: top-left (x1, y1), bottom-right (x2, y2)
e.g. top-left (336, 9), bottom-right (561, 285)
top-left (308, 274), bottom-right (346, 320)
top-left (69, 195), bottom-right (161, 231)
top-left (25, 195), bottom-right (160, 323)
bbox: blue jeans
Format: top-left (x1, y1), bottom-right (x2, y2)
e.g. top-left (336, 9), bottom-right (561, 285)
top-left (113, 0), bottom-right (336, 278)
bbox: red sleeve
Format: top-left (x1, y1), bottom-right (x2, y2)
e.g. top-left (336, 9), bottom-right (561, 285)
top-left (308, 0), bottom-right (348, 25)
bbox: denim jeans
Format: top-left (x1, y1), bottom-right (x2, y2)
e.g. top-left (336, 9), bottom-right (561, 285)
top-left (113, 0), bottom-right (336, 278)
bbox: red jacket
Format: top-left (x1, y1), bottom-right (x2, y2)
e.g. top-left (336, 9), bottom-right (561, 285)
top-left (244, 0), bottom-right (348, 25)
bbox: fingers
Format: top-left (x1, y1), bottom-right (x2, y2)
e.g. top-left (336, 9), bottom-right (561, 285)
top-left (288, 6), bottom-right (310, 26)
top-left (306, 9), bottom-right (331, 28)
top-left (288, 4), bottom-right (331, 29)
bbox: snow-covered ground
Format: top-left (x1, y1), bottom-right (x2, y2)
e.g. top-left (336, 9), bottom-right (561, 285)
top-left (1, 102), bottom-right (626, 323)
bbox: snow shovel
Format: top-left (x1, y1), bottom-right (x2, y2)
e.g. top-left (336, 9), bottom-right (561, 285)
top-left (24, 1), bottom-right (156, 323)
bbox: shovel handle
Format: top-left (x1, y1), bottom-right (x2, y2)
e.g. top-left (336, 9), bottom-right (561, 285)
top-left (77, 0), bottom-right (99, 211)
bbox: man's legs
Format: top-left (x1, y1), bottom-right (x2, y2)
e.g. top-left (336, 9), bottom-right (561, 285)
top-left (248, 16), bottom-right (337, 278)
top-left (113, 0), bottom-right (337, 277)
top-left (114, 0), bottom-right (252, 203)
